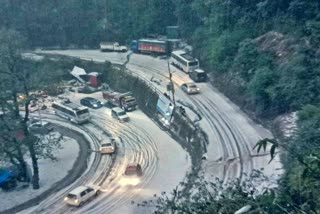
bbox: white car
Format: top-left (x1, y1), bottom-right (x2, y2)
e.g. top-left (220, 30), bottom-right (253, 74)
top-left (28, 120), bottom-right (53, 134)
top-left (181, 82), bottom-right (200, 94)
top-left (64, 186), bottom-right (100, 207)
top-left (111, 107), bottom-right (129, 122)
top-left (100, 139), bottom-right (116, 154)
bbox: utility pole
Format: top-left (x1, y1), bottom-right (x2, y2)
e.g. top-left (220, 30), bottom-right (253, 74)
top-left (167, 61), bottom-right (176, 125)
top-left (38, 104), bottom-right (43, 126)
top-left (35, 96), bottom-right (43, 126)
top-left (167, 61), bottom-right (175, 106)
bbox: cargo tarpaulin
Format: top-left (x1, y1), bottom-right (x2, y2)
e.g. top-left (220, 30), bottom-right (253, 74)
top-left (70, 66), bottom-right (87, 83)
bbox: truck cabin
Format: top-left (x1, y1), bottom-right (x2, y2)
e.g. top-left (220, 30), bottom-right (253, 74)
top-left (130, 40), bottom-right (138, 52)
top-left (119, 95), bottom-right (137, 111)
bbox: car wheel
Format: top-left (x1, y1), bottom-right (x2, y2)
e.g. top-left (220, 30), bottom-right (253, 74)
top-left (79, 201), bottom-right (84, 207)
top-left (96, 190), bottom-right (100, 196)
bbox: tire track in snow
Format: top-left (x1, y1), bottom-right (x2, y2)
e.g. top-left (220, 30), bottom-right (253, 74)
top-left (80, 114), bottom-right (159, 213)
top-left (28, 112), bottom-right (158, 214)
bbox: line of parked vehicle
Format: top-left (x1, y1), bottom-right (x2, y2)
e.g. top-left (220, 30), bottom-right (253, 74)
top-left (100, 37), bottom-right (206, 76)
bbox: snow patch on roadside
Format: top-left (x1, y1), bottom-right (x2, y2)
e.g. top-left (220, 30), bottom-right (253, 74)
top-left (277, 112), bottom-right (298, 138)
top-left (0, 136), bottom-right (79, 212)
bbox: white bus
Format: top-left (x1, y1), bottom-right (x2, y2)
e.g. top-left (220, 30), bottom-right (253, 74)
top-left (52, 102), bottom-right (90, 124)
top-left (170, 50), bottom-right (199, 73)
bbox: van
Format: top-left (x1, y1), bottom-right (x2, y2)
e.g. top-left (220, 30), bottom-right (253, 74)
top-left (111, 107), bottom-right (129, 122)
top-left (189, 68), bottom-right (207, 82)
top-left (64, 186), bottom-right (99, 207)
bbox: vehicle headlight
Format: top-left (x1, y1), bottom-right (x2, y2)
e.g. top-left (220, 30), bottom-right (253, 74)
top-left (93, 104), bottom-right (98, 107)
top-left (75, 199), bottom-right (79, 203)
top-left (164, 119), bottom-right (170, 125)
top-left (64, 197), bottom-right (68, 201)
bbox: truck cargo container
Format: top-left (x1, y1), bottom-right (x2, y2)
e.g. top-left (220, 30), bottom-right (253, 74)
top-left (130, 39), bottom-right (170, 55)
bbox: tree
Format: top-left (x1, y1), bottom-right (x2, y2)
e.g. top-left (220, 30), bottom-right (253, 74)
top-left (135, 171), bottom-right (278, 214)
top-left (248, 67), bottom-right (277, 115)
top-left (0, 109), bottom-right (29, 182)
top-left (0, 28), bottom-right (29, 182)
top-left (255, 105), bottom-right (320, 213)
top-left (0, 28), bottom-right (63, 189)
top-left (0, 28), bottom-right (43, 189)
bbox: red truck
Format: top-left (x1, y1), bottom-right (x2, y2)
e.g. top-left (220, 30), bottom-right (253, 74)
top-left (102, 89), bottom-right (137, 111)
top-left (130, 39), bottom-right (171, 55)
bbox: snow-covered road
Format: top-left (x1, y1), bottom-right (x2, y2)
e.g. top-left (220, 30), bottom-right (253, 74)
top-left (126, 53), bottom-right (280, 180)
top-left (23, 91), bottom-right (189, 214)
top-left (33, 49), bottom-right (281, 212)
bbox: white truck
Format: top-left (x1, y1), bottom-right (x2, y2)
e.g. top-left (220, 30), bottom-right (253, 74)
top-left (100, 42), bottom-right (127, 52)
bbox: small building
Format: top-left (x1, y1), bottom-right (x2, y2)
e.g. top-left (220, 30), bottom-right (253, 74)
top-left (88, 72), bottom-right (103, 87)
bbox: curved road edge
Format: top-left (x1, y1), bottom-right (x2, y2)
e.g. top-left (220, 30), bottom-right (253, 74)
top-left (1, 124), bottom-right (90, 214)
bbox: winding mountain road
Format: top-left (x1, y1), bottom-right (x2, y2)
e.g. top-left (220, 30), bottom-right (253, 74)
top-left (32, 49), bottom-right (281, 213)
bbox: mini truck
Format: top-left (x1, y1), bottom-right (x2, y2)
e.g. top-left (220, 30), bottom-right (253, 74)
top-left (100, 42), bottom-right (127, 52)
top-left (102, 89), bottom-right (137, 111)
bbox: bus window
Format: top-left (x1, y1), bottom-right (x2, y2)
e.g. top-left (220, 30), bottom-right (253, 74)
top-left (77, 109), bottom-right (89, 115)
top-left (188, 61), bottom-right (199, 67)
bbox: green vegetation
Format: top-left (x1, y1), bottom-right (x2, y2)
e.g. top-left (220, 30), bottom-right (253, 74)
top-left (1, 0), bottom-right (319, 117)
top-left (1, 0), bottom-right (320, 212)
top-left (0, 0), bottom-right (175, 47)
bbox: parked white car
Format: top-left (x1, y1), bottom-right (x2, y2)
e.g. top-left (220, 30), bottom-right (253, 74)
top-left (111, 107), bottom-right (129, 122)
top-left (28, 120), bottom-right (53, 134)
top-left (64, 186), bottom-right (100, 207)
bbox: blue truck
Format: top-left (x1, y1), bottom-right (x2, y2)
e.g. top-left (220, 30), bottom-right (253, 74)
top-left (0, 168), bottom-right (17, 191)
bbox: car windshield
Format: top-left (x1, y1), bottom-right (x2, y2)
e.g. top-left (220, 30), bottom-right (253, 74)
top-left (67, 194), bottom-right (77, 199)
top-left (117, 111), bottom-right (126, 116)
top-left (126, 98), bottom-right (135, 102)
top-left (125, 166), bottom-right (137, 175)
top-left (101, 143), bottom-right (112, 147)
top-left (198, 73), bottom-right (207, 77)
top-left (189, 61), bottom-right (198, 66)
top-left (189, 85), bottom-right (197, 89)
top-left (31, 124), bottom-right (42, 128)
